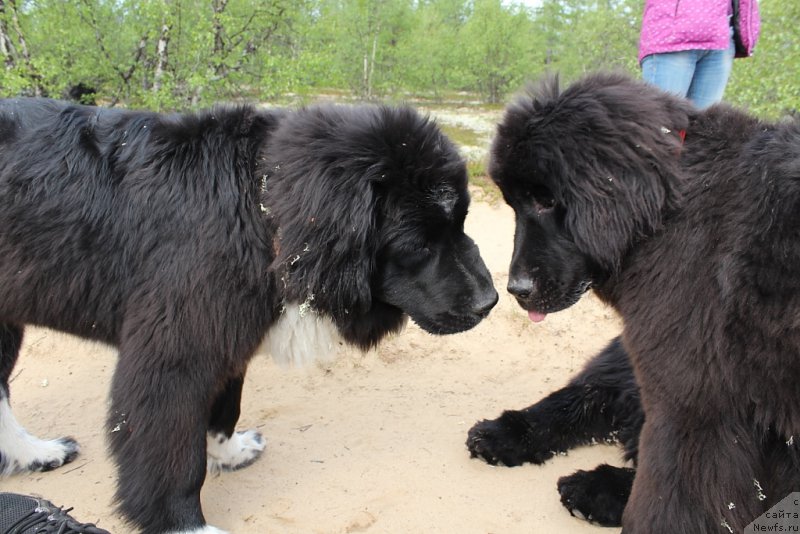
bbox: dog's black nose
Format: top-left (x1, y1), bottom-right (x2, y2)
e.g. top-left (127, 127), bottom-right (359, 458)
top-left (473, 290), bottom-right (499, 317)
top-left (507, 277), bottom-right (534, 299)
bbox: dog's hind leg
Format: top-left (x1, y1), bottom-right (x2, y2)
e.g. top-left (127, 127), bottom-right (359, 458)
top-left (467, 337), bottom-right (642, 466)
top-left (206, 373), bottom-right (265, 473)
top-left (0, 323), bottom-right (79, 475)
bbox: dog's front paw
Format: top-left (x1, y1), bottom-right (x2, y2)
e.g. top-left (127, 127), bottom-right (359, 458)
top-left (466, 410), bottom-right (556, 466)
top-left (557, 464), bottom-right (634, 526)
top-left (207, 429), bottom-right (265, 473)
top-left (0, 433), bottom-right (80, 475)
top-left (28, 436), bottom-right (80, 472)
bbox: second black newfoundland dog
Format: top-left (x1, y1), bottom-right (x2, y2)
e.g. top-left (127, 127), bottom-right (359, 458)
top-left (0, 99), bottom-right (498, 533)
top-left (467, 72), bottom-right (800, 532)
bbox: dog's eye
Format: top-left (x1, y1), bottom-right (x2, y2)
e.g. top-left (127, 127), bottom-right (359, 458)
top-left (408, 246), bottom-right (432, 261)
top-left (526, 185), bottom-right (556, 214)
top-left (392, 244), bottom-right (432, 270)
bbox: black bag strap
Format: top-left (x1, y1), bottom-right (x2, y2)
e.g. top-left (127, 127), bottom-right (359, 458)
top-left (731, 0), bottom-right (748, 57)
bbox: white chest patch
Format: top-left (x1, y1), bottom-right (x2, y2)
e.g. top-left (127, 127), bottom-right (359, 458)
top-left (260, 302), bottom-right (343, 367)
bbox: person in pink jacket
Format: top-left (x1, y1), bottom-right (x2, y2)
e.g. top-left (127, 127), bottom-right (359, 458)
top-left (639, 0), bottom-right (760, 108)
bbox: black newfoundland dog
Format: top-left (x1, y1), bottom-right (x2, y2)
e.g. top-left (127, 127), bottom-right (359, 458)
top-left (467, 72), bottom-right (800, 532)
top-left (0, 98), bottom-right (498, 533)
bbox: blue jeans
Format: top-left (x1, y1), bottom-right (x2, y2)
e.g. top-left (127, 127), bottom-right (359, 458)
top-left (641, 37), bottom-right (735, 109)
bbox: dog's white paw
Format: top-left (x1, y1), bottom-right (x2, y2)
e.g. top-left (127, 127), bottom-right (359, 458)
top-left (0, 397), bottom-right (80, 475)
top-left (207, 429), bottom-right (265, 473)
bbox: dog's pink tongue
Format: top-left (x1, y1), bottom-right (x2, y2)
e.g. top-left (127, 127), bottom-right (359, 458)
top-left (528, 310), bottom-right (547, 323)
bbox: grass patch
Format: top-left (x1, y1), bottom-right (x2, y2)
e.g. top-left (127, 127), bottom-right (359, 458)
top-left (438, 123), bottom-right (484, 148)
top-left (467, 160), bottom-right (502, 205)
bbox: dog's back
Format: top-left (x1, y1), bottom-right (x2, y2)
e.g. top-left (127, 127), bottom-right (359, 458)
top-left (0, 99), bottom-right (278, 343)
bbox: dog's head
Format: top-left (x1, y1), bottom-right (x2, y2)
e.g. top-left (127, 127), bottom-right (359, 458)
top-left (263, 104), bottom-right (497, 349)
top-left (490, 72), bottom-right (692, 319)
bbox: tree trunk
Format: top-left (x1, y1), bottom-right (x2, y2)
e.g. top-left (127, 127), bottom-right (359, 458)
top-left (367, 33), bottom-right (378, 99)
top-left (211, 0), bottom-right (229, 77)
top-left (153, 20), bottom-right (171, 93)
top-left (6, 0), bottom-right (42, 94)
top-left (0, 1), bottom-right (17, 68)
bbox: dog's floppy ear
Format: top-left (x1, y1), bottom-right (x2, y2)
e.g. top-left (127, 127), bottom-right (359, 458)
top-left (528, 72), bottom-right (692, 271)
top-left (262, 106), bottom-right (381, 321)
top-left (561, 154), bottom-right (679, 271)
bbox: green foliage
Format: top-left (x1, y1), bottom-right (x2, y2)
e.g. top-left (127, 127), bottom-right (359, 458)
top-left (0, 0), bottom-right (796, 115)
top-left (531, 0), bottom-right (640, 83)
top-left (0, 67), bottom-right (30, 95)
top-left (392, 0), bottom-right (470, 97)
top-left (296, 0), bottom-right (415, 97)
top-left (728, 0), bottom-right (800, 117)
top-left (461, 0), bottom-right (536, 103)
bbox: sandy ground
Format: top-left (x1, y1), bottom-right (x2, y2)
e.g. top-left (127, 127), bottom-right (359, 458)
top-left (0, 198), bottom-right (625, 534)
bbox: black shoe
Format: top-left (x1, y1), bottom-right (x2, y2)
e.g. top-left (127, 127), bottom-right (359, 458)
top-left (0, 493), bottom-right (110, 534)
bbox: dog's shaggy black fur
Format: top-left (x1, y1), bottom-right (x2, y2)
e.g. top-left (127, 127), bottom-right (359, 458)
top-left (0, 98), bottom-right (497, 533)
top-left (467, 72), bottom-right (800, 532)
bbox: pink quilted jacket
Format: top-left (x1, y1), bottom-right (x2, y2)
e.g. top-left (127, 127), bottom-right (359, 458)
top-left (639, 0), bottom-right (760, 62)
